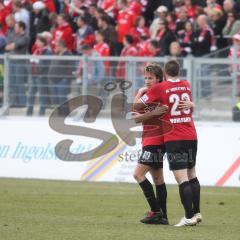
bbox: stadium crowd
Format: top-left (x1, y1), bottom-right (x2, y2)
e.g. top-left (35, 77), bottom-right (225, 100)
top-left (1, 0), bottom-right (240, 115)
top-left (0, 0), bottom-right (240, 58)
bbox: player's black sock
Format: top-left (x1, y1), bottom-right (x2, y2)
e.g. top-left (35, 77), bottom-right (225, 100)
top-left (139, 178), bottom-right (160, 212)
top-left (179, 181), bottom-right (194, 219)
top-left (189, 177), bottom-right (201, 214)
top-left (155, 183), bottom-right (167, 219)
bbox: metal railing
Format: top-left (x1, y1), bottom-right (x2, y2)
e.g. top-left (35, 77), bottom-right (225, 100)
top-left (0, 53), bottom-right (239, 121)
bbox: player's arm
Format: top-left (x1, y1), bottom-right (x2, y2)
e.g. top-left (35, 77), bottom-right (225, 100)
top-left (132, 105), bottom-right (168, 124)
top-left (133, 86), bottom-right (148, 111)
top-left (133, 85), bottom-right (159, 111)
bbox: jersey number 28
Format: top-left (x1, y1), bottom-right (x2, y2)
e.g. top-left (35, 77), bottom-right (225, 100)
top-left (169, 93), bottom-right (191, 116)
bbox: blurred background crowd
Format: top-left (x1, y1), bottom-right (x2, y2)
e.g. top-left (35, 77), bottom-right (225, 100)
top-left (1, 0), bottom-right (240, 118)
top-left (1, 0), bottom-right (240, 58)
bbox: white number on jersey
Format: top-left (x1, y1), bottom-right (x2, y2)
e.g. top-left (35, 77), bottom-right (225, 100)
top-left (169, 93), bottom-right (191, 116)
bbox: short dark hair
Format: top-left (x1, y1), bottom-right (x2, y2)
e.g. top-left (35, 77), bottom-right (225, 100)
top-left (81, 44), bottom-right (92, 51)
top-left (144, 63), bottom-right (163, 82)
top-left (100, 15), bottom-right (110, 24)
top-left (164, 60), bottom-right (180, 77)
top-left (90, 3), bottom-right (97, 8)
top-left (119, 0), bottom-right (128, 5)
top-left (37, 35), bottom-right (48, 45)
top-left (13, 0), bottom-right (22, 8)
top-left (17, 21), bottom-right (26, 31)
top-left (96, 30), bottom-right (105, 37)
top-left (149, 40), bottom-right (159, 49)
top-left (59, 13), bottom-right (69, 22)
top-left (96, 8), bottom-right (105, 15)
top-left (77, 15), bottom-right (88, 24)
top-left (124, 35), bottom-right (134, 44)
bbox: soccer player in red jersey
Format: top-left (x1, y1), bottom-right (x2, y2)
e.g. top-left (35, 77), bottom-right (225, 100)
top-left (132, 64), bottom-right (169, 225)
top-left (132, 63), bottom-right (194, 225)
top-left (133, 60), bottom-right (201, 227)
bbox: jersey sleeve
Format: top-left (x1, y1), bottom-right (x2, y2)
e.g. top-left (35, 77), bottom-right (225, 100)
top-left (140, 85), bottom-right (161, 106)
top-left (185, 81), bottom-right (193, 101)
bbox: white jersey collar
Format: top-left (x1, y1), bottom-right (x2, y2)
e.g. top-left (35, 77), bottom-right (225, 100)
top-left (167, 78), bottom-right (180, 83)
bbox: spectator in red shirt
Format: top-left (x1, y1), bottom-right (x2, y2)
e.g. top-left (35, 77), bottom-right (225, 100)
top-left (43, 0), bottom-right (56, 13)
top-left (128, 0), bottom-right (142, 15)
top-left (52, 13), bottom-right (73, 52)
top-left (127, 0), bottom-right (143, 24)
top-left (94, 30), bottom-right (110, 75)
top-left (98, 0), bottom-right (115, 17)
top-left (147, 39), bottom-right (160, 57)
top-left (94, 30), bottom-right (110, 57)
top-left (184, 0), bottom-right (197, 19)
top-left (129, 15), bottom-right (150, 44)
top-left (27, 35), bottom-right (52, 116)
top-left (137, 38), bottom-right (160, 57)
top-left (116, 34), bottom-right (138, 80)
top-left (116, 0), bottom-right (134, 55)
top-left (120, 34), bottom-right (138, 56)
top-left (0, 0), bottom-right (11, 34)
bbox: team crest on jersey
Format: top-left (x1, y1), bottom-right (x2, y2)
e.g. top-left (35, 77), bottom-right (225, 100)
top-left (141, 94), bottom-right (149, 102)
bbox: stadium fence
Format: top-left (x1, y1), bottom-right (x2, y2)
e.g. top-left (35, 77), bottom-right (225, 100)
top-left (0, 53), bottom-right (239, 121)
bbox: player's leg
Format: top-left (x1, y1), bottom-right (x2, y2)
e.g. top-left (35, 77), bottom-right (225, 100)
top-left (133, 163), bottom-right (160, 213)
top-left (166, 141), bottom-right (196, 227)
top-left (187, 141), bottom-right (201, 222)
top-left (188, 167), bottom-right (201, 223)
top-left (133, 145), bottom-right (163, 224)
top-left (172, 169), bottom-right (194, 217)
top-left (150, 168), bottom-right (168, 223)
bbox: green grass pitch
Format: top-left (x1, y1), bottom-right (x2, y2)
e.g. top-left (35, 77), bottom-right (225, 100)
top-left (0, 178), bottom-right (239, 240)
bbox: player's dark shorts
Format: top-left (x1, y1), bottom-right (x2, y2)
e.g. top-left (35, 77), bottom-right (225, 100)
top-left (165, 140), bottom-right (197, 171)
top-left (138, 145), bottom-right (166, 169)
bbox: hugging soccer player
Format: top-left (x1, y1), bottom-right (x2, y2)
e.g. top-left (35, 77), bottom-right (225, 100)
top-left (132, 63), bottom-right (169, 225)
top-left (132, 63), bottom-right (194, 225)
top-left (133, 60), bottom-right (201, 227)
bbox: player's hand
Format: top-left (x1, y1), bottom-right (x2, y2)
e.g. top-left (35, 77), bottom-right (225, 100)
top-left (178, 100), bottom-right (194, 110)
top-left (138, 86), bottom-right (148, 96)
top-left (152, 105), bottom-right (168, 116)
